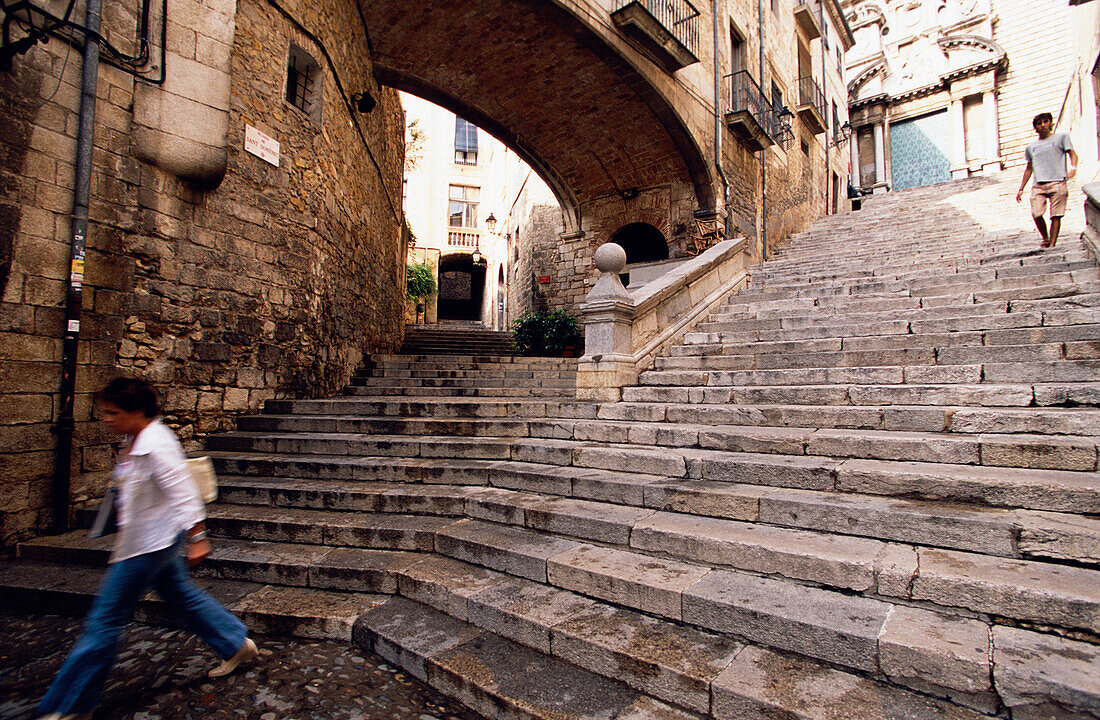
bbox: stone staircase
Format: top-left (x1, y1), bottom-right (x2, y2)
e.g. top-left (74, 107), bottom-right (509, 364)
top-left (4, 174), bottom-right (1100, 719)
top-left (400, 321), bottom-right (518, 355)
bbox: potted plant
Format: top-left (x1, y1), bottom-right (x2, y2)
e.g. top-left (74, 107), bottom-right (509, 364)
top-left (512, 312), bottom-right (548, 355)
top-left (512, 310), bottom-right (581, 356)
top-left (544, 310), bottom-right (581, 356)
top-left (406, 262), bottom-right (436, 324)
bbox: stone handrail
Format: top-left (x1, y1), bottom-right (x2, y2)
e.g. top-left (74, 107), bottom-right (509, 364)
top-left (1083, 183), bottom-right (1100, 263)
top-left (576, 238), bottom-right (750, 401)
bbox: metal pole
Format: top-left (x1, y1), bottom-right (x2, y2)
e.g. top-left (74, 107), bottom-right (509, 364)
top-left (54, 0), bottom-right (102, 532)
top-left (758, 0), bottom-right (767, 259)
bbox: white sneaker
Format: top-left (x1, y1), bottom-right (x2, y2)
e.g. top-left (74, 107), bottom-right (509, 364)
top-left (208, 637), bottom-right (258, 678)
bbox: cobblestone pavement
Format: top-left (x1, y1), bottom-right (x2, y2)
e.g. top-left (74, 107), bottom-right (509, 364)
top-left (0, 612), bottom-right (487, 720)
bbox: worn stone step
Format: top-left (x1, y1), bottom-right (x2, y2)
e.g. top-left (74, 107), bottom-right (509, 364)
top-left (663, 344), bottom-right (1080, 372)
top-left (239, 414), bottom-right (534, 438)
top-left (198, 472), bottom-right (1100, 565)
top-left (641, 480), bottom-right (1100, 563)
top-left (545, 417), bottom-right (1098, 471)
top-left (437, 516), bottom-right (1100, 638)
top-left (354, 597), bottom-right (701, 720)
top-left (622, 382), bottom-right (1099, 407)
top-left (262, 397), bottom-right (564, 419)
top-left (639, 363), bottom-right (1100, 387)
top-left (371, 354), bottom-right (575, 367)
top-left (357, 367), bottom-right (576, 379)
top-left (509, 438), bottom-right (1100, 513)
top-left (355, 565), bottom-right (1004, 719)
top-left (205, 504), bottom-right (457, 549)
top-left (207, 431), bottom-right (518, 460)
top-left (0, 558), bottom-right (385, 640)
top-left (598, 401), bottom-right (1100, 436)
top-left (737, 260), bottom-right (1098, 301)
top-left (343, 385), bottom-right (574, 398)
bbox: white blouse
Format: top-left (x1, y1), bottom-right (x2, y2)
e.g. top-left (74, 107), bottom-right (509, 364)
top-left (110, 419), bottom-right (206, 563)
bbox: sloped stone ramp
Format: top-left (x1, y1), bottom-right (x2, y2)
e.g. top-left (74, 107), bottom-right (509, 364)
top-left (4, 175), bottom-right (1099, 719)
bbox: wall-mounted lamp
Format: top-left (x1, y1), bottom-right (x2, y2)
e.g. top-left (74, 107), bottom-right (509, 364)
top-left (830, 121), bottom-right (853, 147)
top-left (621, 187), bottom-right (640, 200)
top-left (485, 213), bottom-right (497, 234)
top-left (351, 90), bottom-right (376, 114)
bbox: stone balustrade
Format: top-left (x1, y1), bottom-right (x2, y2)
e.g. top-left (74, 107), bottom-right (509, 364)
top-left (576, 238), bottom-right (750, 401)
top-left (1084, 183), bottom-right (1100, 260)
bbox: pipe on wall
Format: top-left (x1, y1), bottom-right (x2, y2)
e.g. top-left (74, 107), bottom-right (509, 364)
top-left (54, 0), bottom-right (102, 532)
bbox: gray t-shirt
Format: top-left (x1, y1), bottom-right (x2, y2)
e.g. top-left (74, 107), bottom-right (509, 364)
top-left (1025, 133), bottom-right (1074, 183)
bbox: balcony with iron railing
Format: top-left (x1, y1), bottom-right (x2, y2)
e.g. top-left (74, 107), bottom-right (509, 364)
top-left (611, 0), bottom-right (700, 73)
top-left (723, 70), bottom-right (788, 152)
top-left (796, 75), bottom-right (826, 134)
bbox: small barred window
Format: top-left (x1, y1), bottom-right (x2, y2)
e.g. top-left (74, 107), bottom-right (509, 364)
top-left (286, 43), bottom-right (322, 123)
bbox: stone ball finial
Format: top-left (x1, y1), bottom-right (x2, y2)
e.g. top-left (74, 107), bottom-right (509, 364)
top-left (594, 243), bottom-right (627, 273)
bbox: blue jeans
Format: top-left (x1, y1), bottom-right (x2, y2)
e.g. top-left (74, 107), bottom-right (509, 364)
top-left (37, 534), bottom-right (247, 716)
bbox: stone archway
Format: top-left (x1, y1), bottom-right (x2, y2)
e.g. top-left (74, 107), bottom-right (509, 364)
top-left (438, 253), bottom-right (486, 322)
top-left (365, 0), bottom-right (717, 233)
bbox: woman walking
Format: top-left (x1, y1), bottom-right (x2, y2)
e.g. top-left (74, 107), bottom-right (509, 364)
top-left (37, 377), bottom-right (258, 720)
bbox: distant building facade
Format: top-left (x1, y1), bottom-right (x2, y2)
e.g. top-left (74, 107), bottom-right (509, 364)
top-left (402, 95), bottom-right (561, 329)
top-left (843, 0), bottom-right (1100, 193)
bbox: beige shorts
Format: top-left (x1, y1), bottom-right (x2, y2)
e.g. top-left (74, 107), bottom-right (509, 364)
top-left (1031, 180), bottom-right (1068, 218)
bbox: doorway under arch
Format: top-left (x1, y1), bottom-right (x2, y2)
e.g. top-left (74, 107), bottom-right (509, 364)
top-left (438, 254), bottom-right (486, 322)
top-left (610, 223), bottom-right (669, 264)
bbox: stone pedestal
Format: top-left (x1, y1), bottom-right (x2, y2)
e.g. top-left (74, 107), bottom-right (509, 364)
top-left (577, 243), bottom-right (636, 401)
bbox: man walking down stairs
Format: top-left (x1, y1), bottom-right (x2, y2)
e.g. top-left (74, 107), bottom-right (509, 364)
top-left (3, 174), bottom-right (1099, 719)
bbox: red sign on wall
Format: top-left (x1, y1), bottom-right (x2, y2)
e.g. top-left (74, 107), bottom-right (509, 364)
top-left (538, 275), bottom-right (550, 284)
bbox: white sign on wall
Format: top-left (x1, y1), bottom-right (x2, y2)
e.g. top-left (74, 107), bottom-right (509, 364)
top-left (244, 124), bottom-right (280, 167)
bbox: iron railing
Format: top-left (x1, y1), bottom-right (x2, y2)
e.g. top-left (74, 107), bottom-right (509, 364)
top-left (615, 0), bottom-right (700, 57)
top-left (725, 70), bottom-right (787, 137)
top-left (797, 75), bottom-right (825, 119)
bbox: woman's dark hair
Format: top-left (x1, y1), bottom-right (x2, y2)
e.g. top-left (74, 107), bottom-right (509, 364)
top-left (98, 377), bottom-right (160, 418)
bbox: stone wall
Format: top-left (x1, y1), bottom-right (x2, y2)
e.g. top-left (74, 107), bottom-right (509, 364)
top-left (991, 0), bottom-right (1076, 168)
top-left (0, 0), bottom-right (405, 546)
top-left (509, 204), bottom-right (566, 318)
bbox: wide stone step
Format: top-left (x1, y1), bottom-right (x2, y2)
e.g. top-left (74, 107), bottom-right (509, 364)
top-left (596, 401), bottom-right (1100, 436)
top-left (203, 473), bottom-right (1100, 564)
top-left (557, 419), bottom-right (1099, 471)
top-left (0, 558), bottom-right (385, 641)
top-left (755, 250), bottom-right (1092, 284)
top-left (734, 258), bottom-right (1098, 301)
top-left (621, 381), bottom-right (1100, 407)
top-left (263, 397), bottom-right (565, 419)
top-left (238, 414), bottom-right (535, 438)
top-left (672, 322), bottom-right (1100, 358)
top-left (639, 360), bottom-right (1100, 387)
top-left (355, 592), bottom-right (1005, 720)
top-left (12, 528), bottom-right (1097, 719)
top-left (356, 597), bottom-right (703, 720)
top-left (438, 518), bottom-right (1100, 638)
top-left (352, 376), bottom-right (577, 388)
top-left (752, 259), bottom-right (1095, 293)
top-left (343, 385), bottom-right (574, 398)
top-left (208, 431), bottom-right (514, 459)
top-left (233, 409), bottom-right (1098, 471)
top-left (660, 343), bottom-right (1084, 372)
top-left (506, 439), bottom-right (1100, 513)
top-left (371, 354), bottom-right (576, 369)
top-left (356, 368), bottom-right (577, 380)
